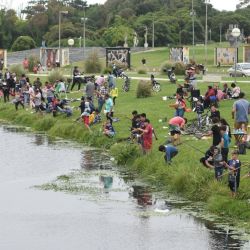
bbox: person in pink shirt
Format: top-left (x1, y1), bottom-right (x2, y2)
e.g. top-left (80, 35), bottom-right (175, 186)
top-left (168, 116), bottom-right (187, 145)
top-left (95, 75), bottom-right (105, 89)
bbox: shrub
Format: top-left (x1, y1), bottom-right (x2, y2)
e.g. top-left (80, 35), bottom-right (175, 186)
top-left (103, 67), bottom-right (112, 74)
top-left (85, 50), bottom-right (102, 73)
top-left (174, 61), bottom-right (186, 75)
top-left (108, 60), bottom-right (128, 70)
top-left (11, 36), bottom-right (36, 51)
top-left (136, 80), bottom-right (152, 98)
top-left (160, 61), bottom-right (173, 74)
top-left (9, 64), bottom-right (26, 77)
top-left (28, 55), bottom-right (39, 72)
top-left (48, 69), bottom-right (65, 83)
top-left (137, 68), bottom-right (147, 74)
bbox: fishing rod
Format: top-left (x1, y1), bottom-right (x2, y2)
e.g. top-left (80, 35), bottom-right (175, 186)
top-left (181, 140), bottom-right (206, 155)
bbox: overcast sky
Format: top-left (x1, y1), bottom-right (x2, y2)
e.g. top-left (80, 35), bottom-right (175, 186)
top-left (7, 0), bottom-right (238, 12)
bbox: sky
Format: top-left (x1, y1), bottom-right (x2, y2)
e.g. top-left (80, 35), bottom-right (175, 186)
top-left (6, 0), bottom-right (239, 12)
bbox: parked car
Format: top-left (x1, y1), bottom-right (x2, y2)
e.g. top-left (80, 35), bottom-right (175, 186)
top-left (227, 63), bottom-right (250, 77)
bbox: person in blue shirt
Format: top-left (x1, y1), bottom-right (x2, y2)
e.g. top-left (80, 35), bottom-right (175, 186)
top-left (159, 144), bottom-right (178, 164)
top-left (220, 125), bottom-right (230, 162)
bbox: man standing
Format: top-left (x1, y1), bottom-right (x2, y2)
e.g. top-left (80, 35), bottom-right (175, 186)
top-left (85, 78), bottom-right (95, 100)
top-left (232, 92), bottom-right (250, 129)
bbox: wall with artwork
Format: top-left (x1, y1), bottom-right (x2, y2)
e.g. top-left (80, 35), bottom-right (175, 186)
top-left (0, 49), bottom-right (7, 70)
top-left (243, 46), bottom-right (250, 63)
top-left (215, 47), bottom-right (237, 65)
top-left (106, 48), bottom-right (130, 68)
top-left (169, 47), bottom-right (189, 64)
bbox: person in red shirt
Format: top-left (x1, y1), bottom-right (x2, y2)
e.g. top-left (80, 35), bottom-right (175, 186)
top-left (138, 118), bottom-right (153, 154)
top-left (204, 85), bottom-right (216, 108)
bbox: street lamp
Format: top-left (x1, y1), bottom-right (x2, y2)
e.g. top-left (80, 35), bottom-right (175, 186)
top-left (205, 0), bottom-right (210, 65)
top-left (152, 16), bottom-right (155, 48)
top-left (231, 27), bottom-right (241, 84)
top-left (190, 0), bottom-right (195, 60)
top-left (219, 23), bottom-right (222, 44)
top-left (81, 16), bottom-right (88, 59)
top-left (59, 10), bottom-right (68, 65)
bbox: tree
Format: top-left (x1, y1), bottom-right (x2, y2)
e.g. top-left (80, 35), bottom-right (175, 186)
top-left (11, 36), bottom-right (36, 51)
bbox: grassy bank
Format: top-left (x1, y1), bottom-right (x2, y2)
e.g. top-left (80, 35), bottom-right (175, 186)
top-left (0, 76), bottom-right (250, 231)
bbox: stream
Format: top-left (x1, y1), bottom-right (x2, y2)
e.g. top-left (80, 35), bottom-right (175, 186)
top-left (0, 124), bottom-right (249, 250)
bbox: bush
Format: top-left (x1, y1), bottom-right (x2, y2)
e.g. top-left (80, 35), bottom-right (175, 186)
top-left (174, 61), bottom-right (186, 75)
top-left (11, 36), bottom-right (36, 51)
top-left (136, 80), bottom-right (152, 98)
top-left (108, 60), bottom-right (128, 70)
top-left (137, 68), bottom-right (147, 74)
top-left (9, 64), bottom-right (26, 77)
top-left (160, 61), bottom-right (173, 74)
top-left (48, 69), bottom-right (65, 83)
top-left (28, 55), bottom-right (39, 72)
top-left (85, 50), bottom-right (102, 73)
top-left (103, 67), bottom-right (112, 74)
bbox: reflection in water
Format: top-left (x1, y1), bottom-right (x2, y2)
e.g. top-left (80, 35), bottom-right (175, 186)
top-left (33, 134), bottom-right (46, 146)
top-left (99, 176), bottom-right (113, 192)
top-left (131, 185), bottom-right (154, 207)
top-left (80, 150), bottom-right (112, 170)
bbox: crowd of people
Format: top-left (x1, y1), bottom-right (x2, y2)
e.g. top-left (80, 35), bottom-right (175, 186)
top-left (0, 65), bottom-right (249, 197)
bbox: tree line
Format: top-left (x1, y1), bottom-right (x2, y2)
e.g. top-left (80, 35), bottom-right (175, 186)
top-left (1, 0), bottom-right (250, 51)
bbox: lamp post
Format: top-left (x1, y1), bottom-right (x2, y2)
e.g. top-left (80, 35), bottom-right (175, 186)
top-left (152, 16), bottom-right (155, 48)
top-left (59, 10), bottom-right (68, 65)
top-left (205, 0), bottom-right (210, 65)
top-left (191, 0), bottom-right (195, 60)
top-left (219, 23), bottom-right (222, 44)
top-left (81, 16), bottom-right (88, 59)
top-left (231, 28), bottom-right (241, 84)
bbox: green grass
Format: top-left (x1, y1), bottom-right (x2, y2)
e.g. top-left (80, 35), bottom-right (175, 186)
top-left (2, 51), bottom-right (250, 231)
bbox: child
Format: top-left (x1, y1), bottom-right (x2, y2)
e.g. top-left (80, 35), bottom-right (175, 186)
top-left (206, 146), bottom-right (224, 181)
top-left (14, 91), bottom-right (24, 111)
top-left (103, 120), bottom-right (115, 137)
top-left (225, 150), bottom-right (241, 197)
top-left (220, 125), bottom-right (230, 162)
top-left (81, 100), bottom-right (91, 131)
top-left (193, 99), bottom-right (204, 127)
top-left (110, 87), bottom-right (118, 105)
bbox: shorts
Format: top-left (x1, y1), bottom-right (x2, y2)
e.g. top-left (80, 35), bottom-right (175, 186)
top-left (215, 167), bottom-right (223, 180)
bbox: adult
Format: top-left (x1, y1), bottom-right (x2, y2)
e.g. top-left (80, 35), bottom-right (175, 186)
top-left (204, 85), bottom-right (216, 109)
top-left (232, 92), bottom-right (250, 129)
top-left (107, 71), bottom-right (116, 89)
top-left (210, 117), bottom-right (222, 147)
top-left (159, 144), bottom-right (178, 164)
top-left (85, 78), bottom-right (95, 100)
top-left (96, 82), bottom-right (109, 112)
top-left (71, 66), bottom-right (81, 91)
